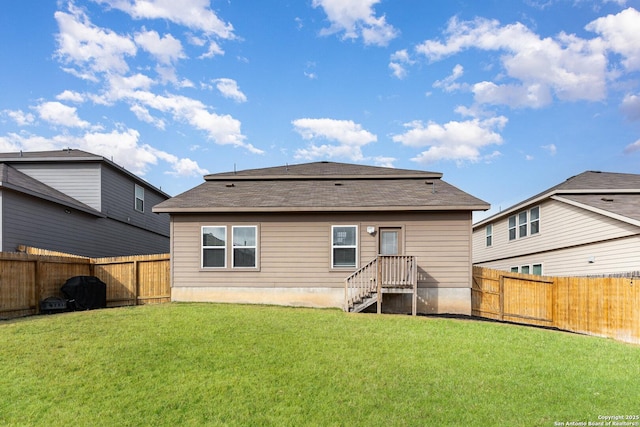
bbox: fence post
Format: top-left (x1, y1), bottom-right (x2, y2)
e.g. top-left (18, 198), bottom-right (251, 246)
top-left (377, 256), bottom-right (382, 314)
top-left (133, 260), bottom-right (139, 305)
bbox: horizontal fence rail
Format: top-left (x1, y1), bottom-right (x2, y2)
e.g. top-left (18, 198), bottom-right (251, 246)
top-left (472, 266), bottom-right (640, 345)
top-left (0, 247), bottom-right (170, 319)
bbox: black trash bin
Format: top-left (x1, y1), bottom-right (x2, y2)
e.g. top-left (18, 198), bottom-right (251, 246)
top-left (61, 276), bottom-right (107, 311)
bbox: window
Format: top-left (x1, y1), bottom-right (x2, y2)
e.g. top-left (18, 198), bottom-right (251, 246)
top-left (532, 264), bottom-right (543, 275)
top-left (135, 184), bottom-right (144, 212)
top-left (332, 225), bottom-right (357, 268)
top-left (508, 206), bottom-right (540, 241)
top-left (232, 226), bottom-right (257, 268)
top-left (511, 263), bottom-right (543, 275)
top-left (202, 226), bottom-right (226, 268)
top-left (530, 207), bottom-right (540, 235)
top-left (508, 216), bottom-right (516, 241)
top-left (518, 212), bottom-right (528, 238)
top-left (486, 224), bottom-right (493, 247)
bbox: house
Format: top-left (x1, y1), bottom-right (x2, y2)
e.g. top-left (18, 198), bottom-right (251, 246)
top-left (472, 171), bottom-right (640, 276)
top-left (0, 149), bottom-right (170, 257)
top-left (153, 161), bottom-right (489, 315)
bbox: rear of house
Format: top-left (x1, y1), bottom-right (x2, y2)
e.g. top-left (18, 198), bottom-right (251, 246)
top-left (154, 161), bottom-right (489, 315)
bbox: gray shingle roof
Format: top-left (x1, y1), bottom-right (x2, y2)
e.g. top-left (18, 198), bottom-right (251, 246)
top-left (155, 161), bottom-right (489, 213)
top-left (474, 170), bottom-right (640, 227)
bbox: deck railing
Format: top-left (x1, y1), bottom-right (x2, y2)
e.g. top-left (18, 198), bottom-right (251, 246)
top-left (344, 255), bottom-right (417, 313)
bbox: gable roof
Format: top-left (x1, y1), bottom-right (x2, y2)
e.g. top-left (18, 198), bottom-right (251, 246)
top-left (474, 171), bottom-right (640, 229)
top-left (0, 163), bottom-right (104, 217)
top-left (154, 161), bottom-right (489, 213)
top-left (0, 149), bottom-right (170, 198)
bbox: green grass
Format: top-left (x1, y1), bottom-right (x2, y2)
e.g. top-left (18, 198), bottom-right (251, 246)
top-left (0, 304), bottom-right (638, 426)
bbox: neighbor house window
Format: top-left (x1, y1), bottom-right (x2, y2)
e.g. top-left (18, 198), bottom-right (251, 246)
top-left (530, 206), bottom-right (540, 235)
top-left (202, 226), bottom-right (226, 268)
top-left (232, 226), bottom-right (257, 268)
top-left (508, 206), bottom-right (541, 241)
top-left (518, 211), bottom-right (528, 238)
top-left (486, 224), bottom-right (493, 247)
top-left (135, 184), bottom-right (144, 212)
top-left (511, 263), bottom-right (543, 275)
top-left (508, 216), bottom-right (517, 241)
top-left (332, 225), bottom-right (357, 268)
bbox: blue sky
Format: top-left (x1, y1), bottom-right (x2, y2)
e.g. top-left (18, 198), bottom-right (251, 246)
top-left (1, 0), bottom-right (640, 220)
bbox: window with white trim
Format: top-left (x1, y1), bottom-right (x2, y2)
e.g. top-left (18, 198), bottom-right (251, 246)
top-left (202, 226), bottom-right (226, 268)
top-left (332, 225), bottom-right (357, 268)
top-left (530, 206), bottom-right (540, 235)
top-left (134, 184), bottom-right (144, 212)
top-left (232, 226), bottom-right (257, 268)
top-left (508, 206), bottom-right (540, 241)
top-left (511, 263), bottom-right (543, 275)
top-left (486, 224), bottom-right (493, 247)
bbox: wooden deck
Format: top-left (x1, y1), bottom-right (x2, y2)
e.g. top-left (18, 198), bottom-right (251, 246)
top-left (344, 255), bottom-right (418, 315)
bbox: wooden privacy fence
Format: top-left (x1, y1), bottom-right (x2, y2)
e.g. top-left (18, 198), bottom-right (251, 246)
top-left (472, 266), bottom-right (640, 344)
top-left (0, 247), bottom-right (170, 319)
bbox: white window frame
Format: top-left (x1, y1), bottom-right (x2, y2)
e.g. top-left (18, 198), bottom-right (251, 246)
top-left (530, 206), bottom-right (540, 235)
top-left (232, 226), bottom-right (258, 268)
top-left (508, 215), bottom-right (517, 241)
top-left (134, 184), bottom-right (144, 212)
top-left (508, 206), bottom-right (541, 241)
top-left (202, 226), bottom-right (227, 268)
top-left (511, 263), bottom-right (543, 275)
top-left (331, 225), bottom-right (358, 269)
top-left (485, 224), bottom-right (493, 247)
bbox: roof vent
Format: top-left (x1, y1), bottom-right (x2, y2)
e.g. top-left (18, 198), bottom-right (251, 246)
top-left (334, 182), bottom-right (343, 186)
top-left (601, 197), bottom-right (614, 202)
top-left (226, 183), bottom-right (235, 188)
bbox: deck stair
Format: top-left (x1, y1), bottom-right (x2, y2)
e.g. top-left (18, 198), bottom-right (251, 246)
top-left (344, 255), bottom-right (417, 315)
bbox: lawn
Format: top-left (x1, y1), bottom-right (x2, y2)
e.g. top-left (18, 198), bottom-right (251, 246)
top-left (0, 303), bottom-right (638, 426)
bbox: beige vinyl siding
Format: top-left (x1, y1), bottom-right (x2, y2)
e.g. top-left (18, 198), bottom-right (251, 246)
top-left (477, 235), bottom-right (640, 276)
top-left (473, 199), bottom-right (640, 264)
top-left (12, 163), bottom-right (101, 210)
top-left (171, 211), bottom-right (472, 291)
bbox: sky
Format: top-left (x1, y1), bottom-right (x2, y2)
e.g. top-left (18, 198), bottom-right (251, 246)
top-left (1, 0), bottom-right (640, 221)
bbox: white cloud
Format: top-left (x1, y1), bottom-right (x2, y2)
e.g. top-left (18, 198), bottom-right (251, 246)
top-left (392, 116), bottom-right (508, 164)
top-left (415, 16), bottom-right (608, 108)
top-left (292, 118), bottom-right (377, 161)
top-left (624, 139), bottom-right (640, 154)
top-left (389, 49), bottom-right (414, 79)
top-left (312, 0), bottom-right (398, 46)
top-left (586, 7), bottom-right (640, 71)
top-left (56, 90), bottom-right (86, 103)
top-left (55, 4), bottom-right (137, 80)
top-left (36, 101), bottom-right (90, 128)
top-left (214, 78), bottom-right (247, 103)
top-left (0, 128), bottom-right (207, 178)
top-left (134, 30), bottom-right (185, 64)
top-left (620, 93), bottom-right (640, 121)
top-left (130, 104), bottom-right (165, 129)
top-left (3, 110), bottom-right (35, 126)
top-left (93, 0), bottom-right (235, 38)
top-left (433, 64), bottom-right (465, 92)
top-left (542, 143), bottom-right (557, 155)
top-left (199, 41), bottom-right (224, 59)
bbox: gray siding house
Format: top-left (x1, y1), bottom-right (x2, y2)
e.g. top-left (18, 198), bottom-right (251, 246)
top-left (473, 171), bottom-right (640, 276)
top-left (153, 161), bottom-right (489, 315)
top-left (0, 149), bottom-right (170, 257)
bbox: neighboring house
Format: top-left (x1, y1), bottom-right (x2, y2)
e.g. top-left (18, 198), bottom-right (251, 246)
top-left (0, 149), bottom-right (170, 257)
top-left (153, 161), bottom-right (489, 315)
top-left (473, 171), bottom-right (640, 276)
